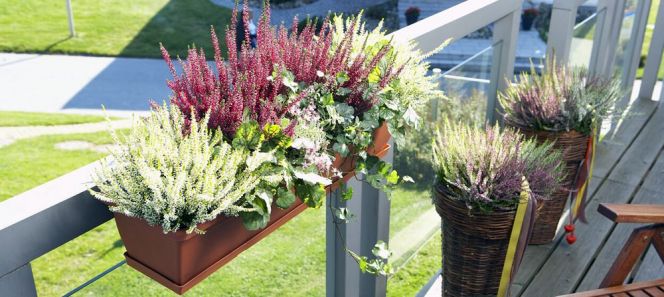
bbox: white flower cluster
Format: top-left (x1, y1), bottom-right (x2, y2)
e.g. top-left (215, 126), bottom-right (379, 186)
top-left (91, 105), bottom-right (272, 233)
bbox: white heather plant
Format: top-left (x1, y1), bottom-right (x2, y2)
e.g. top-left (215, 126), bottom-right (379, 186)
top-left (91, 105), bottom-right (275, 234)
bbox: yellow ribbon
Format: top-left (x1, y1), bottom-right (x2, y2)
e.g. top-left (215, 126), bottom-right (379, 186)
top-left (497, 177), bottom-right (531, 297)
top-left (572, 129), bottom-right (596, 219)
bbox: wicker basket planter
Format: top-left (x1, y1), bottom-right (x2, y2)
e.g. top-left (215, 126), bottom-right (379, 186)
top-left (518, 129), bottom-right (590, 244)
top-left (433, 186), bottom-right (517, 297)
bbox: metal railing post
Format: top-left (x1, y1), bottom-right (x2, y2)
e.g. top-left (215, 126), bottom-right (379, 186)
top-left (639, 0), bottom-right (664, 100)
top-left (487, 8), bottom-right (520, 124)
top-left (547, 0), bottom-right (585, 65)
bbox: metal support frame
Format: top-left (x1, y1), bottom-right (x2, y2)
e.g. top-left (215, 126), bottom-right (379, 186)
top-left (639, 0), bottom-right (664, 100)
top-left (66, 0), bottom-right (76, 37)
top-left (326, 142), bottom-right (392, 297)
top-left (487, 9), bottom-right (520, 124)
top-left (547, 0), bottom-right (586, 64)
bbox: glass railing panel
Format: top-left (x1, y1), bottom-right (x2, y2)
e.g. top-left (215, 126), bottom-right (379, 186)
top-left (388, 43), bottom-right (492, 274)
top-left (570, 2), bottom-right (602, 68)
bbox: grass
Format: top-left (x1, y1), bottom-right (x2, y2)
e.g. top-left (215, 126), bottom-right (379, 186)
top-left (637, 0), bottom-right (664, 79)
top-left (0, 129), bottom-right (437, 296)
top-left (387, 232), bottom-right (441, 297)
top-left (0, 0), bottom-right (232, 58)
top-left (0, 131), bottom-right (116, 201)
top-left (0, 111), bottom-right (113, 127)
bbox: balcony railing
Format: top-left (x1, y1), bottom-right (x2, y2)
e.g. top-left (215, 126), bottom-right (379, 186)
top-left (1, 0), bottom-right (662, 296)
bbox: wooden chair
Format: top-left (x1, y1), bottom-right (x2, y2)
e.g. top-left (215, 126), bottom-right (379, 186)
top-left (559, 204), bottom-right (664, 297)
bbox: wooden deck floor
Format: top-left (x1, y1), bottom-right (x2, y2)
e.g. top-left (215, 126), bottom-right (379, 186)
top-left (513, 88), bottom-right (664, 296)
top-left (418, 84), bottom-right (664, 297)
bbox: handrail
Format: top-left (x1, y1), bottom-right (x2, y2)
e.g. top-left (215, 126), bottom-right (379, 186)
top-left (0, 161), bottom-right (111, 277)
top-left (392, 0), bottom-right (521, 53)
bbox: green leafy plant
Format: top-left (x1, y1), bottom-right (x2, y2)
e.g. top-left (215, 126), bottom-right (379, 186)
top-left (500, 59), bottom-right (624, 135)
top-left (433, 121), bottom-right (564, 212)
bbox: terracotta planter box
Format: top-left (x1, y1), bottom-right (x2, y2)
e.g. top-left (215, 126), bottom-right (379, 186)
top-left (115, 200), bottom-right (308, 295)
top-left (111, 124), bottom-right (392, 294)
top-left (327, 121), bottom-right (391, 190)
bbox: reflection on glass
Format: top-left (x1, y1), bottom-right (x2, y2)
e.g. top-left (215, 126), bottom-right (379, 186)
top-left (570, 3), bottom-right (601, 68)
top-left (389, 46), bottom-right (491, 271)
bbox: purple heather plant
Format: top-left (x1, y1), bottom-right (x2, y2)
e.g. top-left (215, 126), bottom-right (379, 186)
top-left (433, 121), bottom-right (563, 211)
top-left (499, 59), bottom-right (623, 135)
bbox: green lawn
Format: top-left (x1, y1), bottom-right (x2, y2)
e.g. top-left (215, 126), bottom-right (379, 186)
top-left (637, 0), bottom-right (664, 79)
top-left (0, 0), bottom-right (232, 58)
top-left (0, 129), bottom-right (438, 296)
top-left (0, 111), bottom-right (112, 127)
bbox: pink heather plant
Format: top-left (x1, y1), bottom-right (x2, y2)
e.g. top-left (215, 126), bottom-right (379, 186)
top-left (433, 121), bottom-right (564, 211)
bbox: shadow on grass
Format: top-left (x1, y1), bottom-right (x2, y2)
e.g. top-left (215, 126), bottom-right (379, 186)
top-left (99, 239), bottom-right (124, 259)
top-left (63, 0), bottom-right (232, 111)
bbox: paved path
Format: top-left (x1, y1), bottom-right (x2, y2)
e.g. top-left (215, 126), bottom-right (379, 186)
top-left (0, 119), bottom-right (132, 148)
top-left (210, 0), bottom-right (390, 25)
top-left (0, 53), bottom-right (170, 113)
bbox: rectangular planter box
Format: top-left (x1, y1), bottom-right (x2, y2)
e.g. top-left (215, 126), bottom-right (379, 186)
top-left (114, 200), bottom-right (308, 295)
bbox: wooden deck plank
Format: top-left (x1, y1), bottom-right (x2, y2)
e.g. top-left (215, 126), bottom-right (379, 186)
top-left (511, 176), bottom-right (603, 296)
top-left (632, 246), bottom-right (664, 283)
top-left (519, 180), bottom-right (638, 296)
top-left (516, 105), bottom-right (659, 296)
top-left (605, 103), bottom-right (664, 187)
top-left (557, 279), bottom-right (664, 297)
top-left (593, 98), bottom-right (658, 179)
top-left (576, 188), bottom-right (663, 292)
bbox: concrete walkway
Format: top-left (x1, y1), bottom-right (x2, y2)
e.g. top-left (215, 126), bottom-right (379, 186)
top-left (210, 0), bottom-right (390, 25)
top-left (0, 53), bottom-right (170, 114)
top-left (0, 119), bottom-right (132, 148)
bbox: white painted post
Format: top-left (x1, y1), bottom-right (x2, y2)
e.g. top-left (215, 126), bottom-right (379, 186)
top-left (326, 142), bottom-right (392, 297)
top-left (547, 0), bottom-right (585, 64)
top-left (589, 0), bottom-right (622, 78)
top-left (66, 0), bottom-right (75, 37)
top-left (487, 9), bottom-right (520, 124)
top-left (622, 0), bottom-right (652, 91)
top-left (639, 0), bottom-right (664, 100)
top-left (0, 264), bottom-right (37, 297)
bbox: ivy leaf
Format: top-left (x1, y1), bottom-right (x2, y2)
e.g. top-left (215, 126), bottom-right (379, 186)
top-left (276, 187), bottom-right (296, 208)
top-left (372, 241), bottom-right (392, 260)
top-left (368, 66), bottom-right (381, 84)
top-left (232, 121), bottom-right (263, 150)
top-left (336, 72), bottom-right (349, 84)
top-left (334, 207), bottom-right (354, 222)
top-left (402, 176), bottom-right (415, 183)
top-left (322, 93), bottom-right (335, 106)
top-left (342, 186), bottom-right (353, 201)
top-left (403, 106), bottom-right (420, 128)
top-left (294, 171), bottom-right (332, 185)
top-left (386, 170), bottom-right (399, 185)
top-left (240, 211), bottom-right (270, 230)
top-left (333, 142), bottom-right (350, 157)
top-left (335, 103), bottom-right (355, 122)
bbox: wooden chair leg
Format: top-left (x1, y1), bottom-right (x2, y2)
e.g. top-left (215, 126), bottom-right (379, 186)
top-left (651, 226), bottom-right (664, 262)
top-left (600, 225), bottom-right (658, 288)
